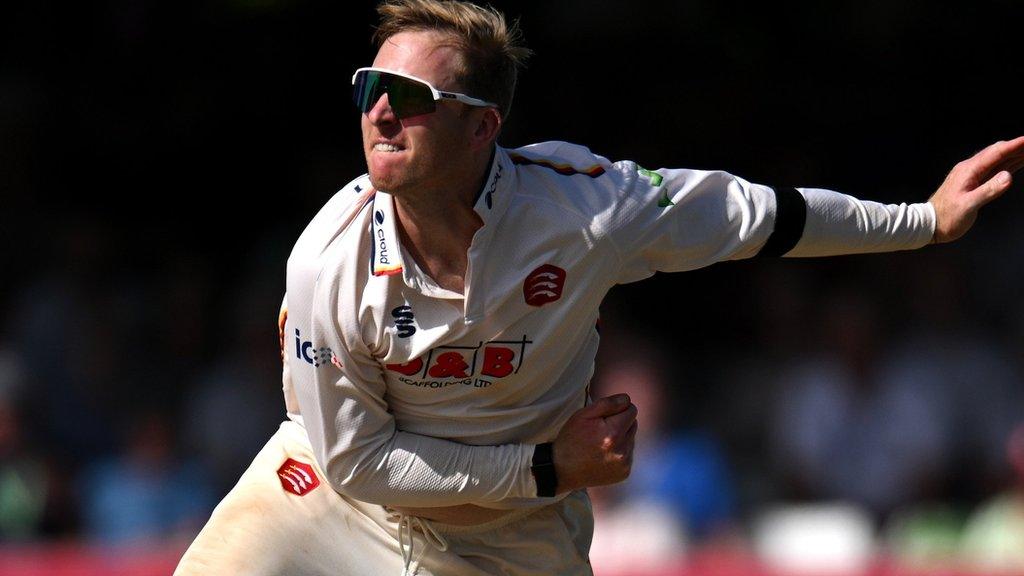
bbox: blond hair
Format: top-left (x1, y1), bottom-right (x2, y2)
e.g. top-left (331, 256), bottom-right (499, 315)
top-left (373, 0), bottom-right (531, 120)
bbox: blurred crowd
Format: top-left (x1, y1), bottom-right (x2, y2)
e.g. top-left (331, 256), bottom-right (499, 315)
top-left (588, 259), bottom-right (1024, 572)
top-left (0, 220), bottom-right (285, 545)
top-left (2, 0), bottom-right (1023, 574)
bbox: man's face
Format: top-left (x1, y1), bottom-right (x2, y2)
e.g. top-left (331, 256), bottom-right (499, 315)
top-left (361, 30), bottom-right (476, 196)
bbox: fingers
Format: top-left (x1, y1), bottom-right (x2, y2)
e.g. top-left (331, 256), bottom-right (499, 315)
top-left (988, 150), bottom-right (1024, 182)
top-left (967, 136), bottom-right (1024, 179)
top-left (974, 170), bottom-right (1013, 203)
top-left (553, 395), bottom-right (639, 490)
top-left (579, 394), bottom-right (632, 418)
top-left (625, 419), bottom-right (638, 446)
top-left (619, 420), bottom-right (639, 471)
top-left (1000, 154), bottom-right (1024, 177)
top-left (605, 402), bottom-right (638, 433)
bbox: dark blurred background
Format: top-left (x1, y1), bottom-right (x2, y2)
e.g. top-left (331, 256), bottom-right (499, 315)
top-left (2, 0), bottom-right (1023, 573)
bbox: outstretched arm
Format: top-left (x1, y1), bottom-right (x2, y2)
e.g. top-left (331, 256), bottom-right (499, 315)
top-left (930, 136), bottom-right (1024, 243)
top-left (605, 136), bottom-right (1023, 276)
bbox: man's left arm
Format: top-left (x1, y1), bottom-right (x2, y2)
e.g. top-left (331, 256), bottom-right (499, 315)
top-left (785, 135), bottom-right (1024, 257)
top-left (605, 136), bottom-right (1023, 279)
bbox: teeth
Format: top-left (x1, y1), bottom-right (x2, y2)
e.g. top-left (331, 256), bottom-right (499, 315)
top-left (374, 143), bottom-right (402, 152)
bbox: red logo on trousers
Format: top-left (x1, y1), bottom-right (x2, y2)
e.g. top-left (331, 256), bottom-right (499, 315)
top-left (524, 264), bottom-right (566, 307)
top-left (277, 459), bottom-right (320, 496)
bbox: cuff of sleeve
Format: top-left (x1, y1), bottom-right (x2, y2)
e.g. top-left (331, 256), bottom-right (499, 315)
top-left (922, 200), bottom-right (937, 245)
top-left (519, 443), bottom-right (542, 499)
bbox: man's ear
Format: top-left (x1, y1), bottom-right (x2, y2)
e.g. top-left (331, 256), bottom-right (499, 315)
top-left (469, 107), bottom-right (502, 150)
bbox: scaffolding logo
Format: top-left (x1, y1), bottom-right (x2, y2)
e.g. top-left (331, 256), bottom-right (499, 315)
top-left (277, 459), bottom-right (320, 496)
top-left (385, 336), bottom-right (532, 390)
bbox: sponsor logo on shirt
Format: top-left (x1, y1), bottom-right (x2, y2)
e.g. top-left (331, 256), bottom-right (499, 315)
top-left (523, 264), bottom-right (566, 307)
top-left (637, 166), bottom-right (664, 187)
top-left (371, 197), bottom-right (403, 276)
top-left (375, 210), bottom-right (391, 265)
top-left (483, 161), bottom-right (503, 209)
top-left (391, 305), bottom-right (416, 338)
top-left (637, 166), bottom-right (673, 207)
top-left (294, 328), bottom-right (335, 368)
top-left (277, 458), bottom-right (320, 496)
top-left (385, 336), bottom-right (532, 390)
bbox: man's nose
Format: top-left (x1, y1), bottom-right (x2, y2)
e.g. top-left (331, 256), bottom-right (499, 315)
top-left (366, 93), bottom-right (397, 125)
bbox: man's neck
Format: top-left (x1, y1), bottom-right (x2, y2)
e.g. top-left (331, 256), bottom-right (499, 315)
top-left (393, 146), bottom-right (494, 294)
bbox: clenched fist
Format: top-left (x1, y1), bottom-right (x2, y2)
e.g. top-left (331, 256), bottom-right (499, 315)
top-left (552, 394), bottom-right (639, 494)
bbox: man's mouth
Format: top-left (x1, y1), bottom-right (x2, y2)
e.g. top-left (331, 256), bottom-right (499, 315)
top-left (373, 143), bottom-right (404, 152)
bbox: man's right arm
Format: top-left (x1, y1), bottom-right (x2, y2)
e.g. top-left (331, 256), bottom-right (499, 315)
top-left (288, 321), bottom-right (525, 505)
top-left (290, 324), bottom-right (639, 506)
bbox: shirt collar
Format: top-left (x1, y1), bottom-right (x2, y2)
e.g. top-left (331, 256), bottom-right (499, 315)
top-left (368, 146), bottom-right (515, 286)
top-left (472, 145), bottom-right (514, 225)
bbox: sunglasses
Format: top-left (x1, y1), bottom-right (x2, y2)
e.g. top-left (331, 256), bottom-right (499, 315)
top-left (352, 67), bottom-right (497, 119)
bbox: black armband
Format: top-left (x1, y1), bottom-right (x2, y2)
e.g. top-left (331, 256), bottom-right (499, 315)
top-left (757, 186), bottom-right (807, 257)
top-left (531, 442), bottom-right (558, 497)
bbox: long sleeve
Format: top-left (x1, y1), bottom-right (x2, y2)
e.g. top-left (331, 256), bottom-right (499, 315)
top-left (607, 164), bottom-right (777, 284)
top-left (783, 187), bottom-right (935, 257)
top-left (291, 327), bottom-right (539, 507)
top-left (604, 162), bottom-right (934, 283)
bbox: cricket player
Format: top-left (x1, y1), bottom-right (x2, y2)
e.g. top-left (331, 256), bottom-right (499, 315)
top-left (175, 1), bottom-right (1024, 574)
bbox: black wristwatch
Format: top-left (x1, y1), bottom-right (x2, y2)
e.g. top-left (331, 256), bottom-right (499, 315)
top-left (531, 442), bottom-right (558, 497)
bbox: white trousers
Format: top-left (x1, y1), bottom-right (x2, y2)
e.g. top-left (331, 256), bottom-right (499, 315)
top-left (174, 421), bottom-right (594, 576)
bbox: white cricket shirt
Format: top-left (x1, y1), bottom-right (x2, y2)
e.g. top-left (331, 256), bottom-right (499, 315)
top-left (281, 141), bottom-right (934, 510)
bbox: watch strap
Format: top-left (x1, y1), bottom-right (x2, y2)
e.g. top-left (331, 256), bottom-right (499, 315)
top-left (531, 442), bottom-right (557, 497)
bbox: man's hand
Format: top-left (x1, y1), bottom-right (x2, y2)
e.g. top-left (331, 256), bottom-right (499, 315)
top-left (930, 136), bottom-right (1024, 243)
top-left (552, 394), bottom-right (638, 494)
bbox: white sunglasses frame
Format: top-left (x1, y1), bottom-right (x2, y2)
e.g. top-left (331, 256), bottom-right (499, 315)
top-left (352, 67), bottom-right (497, 113)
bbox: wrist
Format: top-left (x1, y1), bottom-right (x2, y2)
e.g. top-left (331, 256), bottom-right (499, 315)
top-left (531, 442), bottom-right (558, 497)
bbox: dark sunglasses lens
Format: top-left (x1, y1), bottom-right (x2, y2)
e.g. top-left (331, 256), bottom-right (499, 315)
top-left (387, 76), bottom-right (435, 118)
top-left (353, 70), bottom-right (435, 118)
top-left (353, 70), bottom-right (385, 113)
